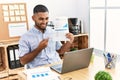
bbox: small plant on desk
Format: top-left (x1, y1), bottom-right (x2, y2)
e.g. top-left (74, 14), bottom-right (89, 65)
top-left (94, 70), bottom-right (112, 80)
top-left (70, 48), bottom-right (78, 51)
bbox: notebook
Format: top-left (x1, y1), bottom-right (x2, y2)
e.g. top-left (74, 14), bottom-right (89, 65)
top-left (50, 48), bottom-right (93, 74)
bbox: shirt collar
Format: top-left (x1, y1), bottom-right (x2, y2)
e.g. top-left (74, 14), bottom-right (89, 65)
top-left (32, 26), bottom-right (48, 33)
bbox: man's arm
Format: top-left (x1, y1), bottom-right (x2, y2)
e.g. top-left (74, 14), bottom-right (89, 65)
top-left (57, 41), bottom-right (72, 55)
top-left (57, 33), bottom-right (74, 55)
top-left (19, 39), bottom-right (49, 65)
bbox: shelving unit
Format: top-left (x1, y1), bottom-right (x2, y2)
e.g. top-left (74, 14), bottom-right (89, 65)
top-left (0, 41), bottom-right (24, 79)
top-left (0, 3), bottom-right (28, 79)
top-left (60, 33), bottom-right (88, 58)
top-left (73, 33), bottom-right (88, 49)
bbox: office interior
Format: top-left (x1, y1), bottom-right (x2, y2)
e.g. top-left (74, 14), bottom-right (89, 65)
top-left (0, 0), bottom-right (120, 80)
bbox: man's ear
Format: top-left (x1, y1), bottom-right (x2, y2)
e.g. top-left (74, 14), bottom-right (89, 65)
top-left (32, 15), bottom-right (35, 21)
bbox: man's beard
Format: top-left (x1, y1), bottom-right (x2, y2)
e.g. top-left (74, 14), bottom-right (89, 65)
top-left (35, 23), bottom-right (47, 32)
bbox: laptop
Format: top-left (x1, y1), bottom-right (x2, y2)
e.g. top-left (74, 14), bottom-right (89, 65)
top-left (50, 48), bottom-right (93, 74)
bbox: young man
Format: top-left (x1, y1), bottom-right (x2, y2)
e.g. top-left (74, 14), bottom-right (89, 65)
top-left (18, 4), bottom-right (74, 69)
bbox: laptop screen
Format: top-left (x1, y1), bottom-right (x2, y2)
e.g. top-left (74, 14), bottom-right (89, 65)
top-left (51, 48), bottom-right (93, 74)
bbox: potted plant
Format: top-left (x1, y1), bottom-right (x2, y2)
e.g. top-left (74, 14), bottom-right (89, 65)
top-left (94, 71), bottom-right (112, 80)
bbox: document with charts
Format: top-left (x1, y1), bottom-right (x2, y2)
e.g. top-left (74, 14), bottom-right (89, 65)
top-left (24, 67), bottom-right (59, 80)
top-left (50, 17), bottom-right (69, 41)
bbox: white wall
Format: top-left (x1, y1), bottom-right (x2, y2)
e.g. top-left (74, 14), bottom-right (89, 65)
top-left (0, 0), bottom-right (89, 33)
top-left (76, 0), bottom-right (90, 33)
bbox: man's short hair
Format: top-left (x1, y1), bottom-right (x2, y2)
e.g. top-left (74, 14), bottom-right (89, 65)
top-left (33, 4), bottom-right (49, 14)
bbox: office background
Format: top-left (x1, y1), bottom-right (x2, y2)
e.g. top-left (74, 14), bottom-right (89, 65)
top-left (0, 0), bottom-right (119, 55)
top-left (0, 0), bottom-right (89, 33)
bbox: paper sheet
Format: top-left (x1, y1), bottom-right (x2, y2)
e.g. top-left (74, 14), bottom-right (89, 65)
top-left (19, 4), bottom-right (24, 9)
top-left (24, 67), bottom-right (60, 80)
top-left (4, 17), bottom-right (9, 22)
top-left (10, 11), bottom-right (15, 16)
top-left (51, 17), bottom-right (69, 41)
top-left (8, 23), bottom-right (27, 37)
top-left (10, 17), bottom-right (15, 21)
top-left (2, 5), bottom-right (8, 10)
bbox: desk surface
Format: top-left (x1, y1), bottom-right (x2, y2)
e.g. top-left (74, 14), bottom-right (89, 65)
top-left (18, 55), bottom-right (120, 80)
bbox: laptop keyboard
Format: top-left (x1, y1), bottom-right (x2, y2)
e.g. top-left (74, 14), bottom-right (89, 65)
top-left (51, 64), bottom-right (62, 71)
top-left (56, 67), bottom-right (62, 71)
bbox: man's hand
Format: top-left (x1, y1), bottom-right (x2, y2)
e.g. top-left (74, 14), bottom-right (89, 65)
top-left (38, 38), bottom-right (49, 49)
top-left (66, 33), bottom-right (74, 43)
top-left (20, 38), bottom-right (49, 65)
top-left (57, 33), bottom-right (74, 55)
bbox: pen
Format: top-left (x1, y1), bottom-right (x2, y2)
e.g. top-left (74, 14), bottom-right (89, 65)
top-left (107, 53), bottom-right (112, 62)
top-left (103, 53), bottom-right (112, 69)
top-left (103, 53), bottom-right (108, 63)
